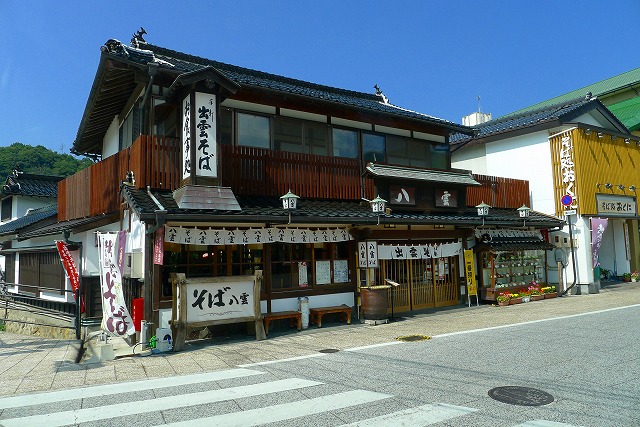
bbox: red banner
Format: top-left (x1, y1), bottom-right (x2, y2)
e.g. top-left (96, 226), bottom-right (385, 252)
top-left (56, 241), bottom-right (83, 312)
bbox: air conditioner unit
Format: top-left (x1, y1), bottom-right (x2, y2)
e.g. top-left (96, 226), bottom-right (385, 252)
top-left (124, 252), bottom-right (143, 278)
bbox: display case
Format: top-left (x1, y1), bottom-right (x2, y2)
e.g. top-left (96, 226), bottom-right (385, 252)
top-left (480, 250), bottom-right (546, 301)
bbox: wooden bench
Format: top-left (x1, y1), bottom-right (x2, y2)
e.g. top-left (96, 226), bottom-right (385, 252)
top-left (309, 305), bottom-right (352, 328)
top-left (263, 311), bottom-right (302, 335)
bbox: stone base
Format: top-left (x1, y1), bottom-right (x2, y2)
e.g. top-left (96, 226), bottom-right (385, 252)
top-left (363, 318), bottom-right (389, 326)
top-left (572, 282), bottom-right (601, 295)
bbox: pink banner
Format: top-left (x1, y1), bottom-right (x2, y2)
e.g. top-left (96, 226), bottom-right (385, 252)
top-left (154, 227), bottom-right (164, 265)
top-left (591, 218), bottom-right (608, 268)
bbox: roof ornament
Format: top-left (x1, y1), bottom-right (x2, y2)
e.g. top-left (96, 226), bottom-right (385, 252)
top-left (130, 27), bottom-right (147, 48)
top-left (585, 91), bottom-right (592, 100)
top-left (374, 84), bottom-right (390, 104)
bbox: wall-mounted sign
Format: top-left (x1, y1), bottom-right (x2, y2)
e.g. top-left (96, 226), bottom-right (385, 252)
top-left (595, 194), bottom-right (637, 217)
top-left (389, 186), bottom-right (415, 205)
top-left (182, 92), bottom-right (217, 180)
top-left (436, 189), bottom-right (458, 207)
top-left (559, 134), bottom-right (578, 210)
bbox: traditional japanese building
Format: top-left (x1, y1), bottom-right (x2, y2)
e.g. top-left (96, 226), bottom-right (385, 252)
top-left (452, 95), bottom-right (640, 295)
top-left (12, 31), bottom-right (562, 343)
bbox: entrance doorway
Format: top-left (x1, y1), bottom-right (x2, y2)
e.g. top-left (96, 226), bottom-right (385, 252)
top-left (374, 256), bottom-right (459, 312)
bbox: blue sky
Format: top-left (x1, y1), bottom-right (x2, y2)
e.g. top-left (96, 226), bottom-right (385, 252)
top-left (1, 1), bottom-right (639, 155)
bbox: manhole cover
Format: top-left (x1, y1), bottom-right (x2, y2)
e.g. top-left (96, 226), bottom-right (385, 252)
top-left (319, 348), bottom-right (340, 353)
top-left (395, 334), bottom-right (431, 342)
top-left (488, 386), bottom-right (554, 406)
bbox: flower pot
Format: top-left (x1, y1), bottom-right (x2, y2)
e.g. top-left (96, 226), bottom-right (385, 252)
top-left (497, 300), bottom-right (510, 307)
top-left (544, 292), bottom-right (557, 299)
top-left (632, 278), bottom-right (637, 282)
top-left (530, 294), bottom-right (545, 301)
top-left (522, 296), bottom-right (530, 303)
top-left (509, 297), bottom-right (523, 305)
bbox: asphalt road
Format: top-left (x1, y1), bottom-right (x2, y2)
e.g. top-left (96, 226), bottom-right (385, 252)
top-left (1, 303), bottom-right (638, 426)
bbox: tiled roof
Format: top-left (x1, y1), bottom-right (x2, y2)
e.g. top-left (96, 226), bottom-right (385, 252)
top-left (506, 67), bottom-right (640, 117)
top-left (478, 237), bottom-right (556, 252)
top-left (365, 163), bottom-right (480, 186)
top-left (608, 97), bottom-right (640, 132)
top-left (0, 205), bottom-right (57, 236)
top-left (450, 96), bottom-right (627, 145)
top-left (121, 187), bottom-right (563, 229)
top-left (2, 173), bottom-right (63, 197)
top-left (16, 213), bottom-right (118, 240)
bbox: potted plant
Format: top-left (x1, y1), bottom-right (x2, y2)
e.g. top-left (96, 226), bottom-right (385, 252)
top-left (496, 292), bottom-right (511, 306)
top-left (542, 285), bottom-right (557, 298)
top-left (623, 273), bottom-right (632, 282)
top-left (600, 268), bottom-right (610, 281)
top-left (631, 271), bottom-right (639, 282)
top-left (529, 284), bottom-right (544, 301)
top-left (509, 292), bottom-right (523, 305)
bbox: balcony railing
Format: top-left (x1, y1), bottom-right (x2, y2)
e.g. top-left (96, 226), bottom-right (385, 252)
top-left (219, 145), bottom-right (371, 199)
top-left (59, 135), bottom-right (180, 221)
top-left (58, 136), bottom-right (530, 222)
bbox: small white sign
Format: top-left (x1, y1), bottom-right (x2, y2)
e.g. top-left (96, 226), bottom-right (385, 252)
top-left (564, 209), bottom-right (577, 216)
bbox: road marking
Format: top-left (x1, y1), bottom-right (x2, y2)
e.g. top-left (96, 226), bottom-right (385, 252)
top-left (164, 389), bottom-right (392, 427)
top-left (0, 378), bottom-right (322, 427)
top-left (516, 420), bottom-right (585, 427)
top-left (0, 367), bottom-right (263, 409)
top-left (432, 304), bottom-right (640, 339)
top-left (238, 352), bottom-right (327, 366)
top-left (344, 341), bottom-right (404, 352)
top-left (338, 402), bottom-right (478, 426)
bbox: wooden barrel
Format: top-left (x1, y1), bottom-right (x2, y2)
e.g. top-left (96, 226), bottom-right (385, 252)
top-left (360, 287), bottom-right (388, 320)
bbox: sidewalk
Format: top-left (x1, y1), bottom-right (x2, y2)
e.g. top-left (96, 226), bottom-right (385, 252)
top-left (1, 281), bottom-right (639, 397)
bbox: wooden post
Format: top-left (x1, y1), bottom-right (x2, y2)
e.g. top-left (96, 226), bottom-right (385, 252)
top-left (171, 273), bottom-right (188, 352)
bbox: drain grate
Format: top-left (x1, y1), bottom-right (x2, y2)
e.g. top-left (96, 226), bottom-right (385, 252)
top-left (318, 348), bottom-right (340, 353)
top-left (395, 334), bottom-right (431, 342)
top-left (488, 386), bottom-right (554, 406)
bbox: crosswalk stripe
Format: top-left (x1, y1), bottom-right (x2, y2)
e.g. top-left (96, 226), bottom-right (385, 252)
top-left (0, 367), bottom-right (263, 410)
top-left (516, 420), bottom-right (585, 427)
top-left (0, 377), bottom-right (322, 427)
top-left (163, 389), bottom-right (393, 427)
top-left (338, 402), bottom-right (478, 426)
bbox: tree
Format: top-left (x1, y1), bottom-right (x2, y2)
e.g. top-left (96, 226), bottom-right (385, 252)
top-left (0, 143), bottom-right (93, 179)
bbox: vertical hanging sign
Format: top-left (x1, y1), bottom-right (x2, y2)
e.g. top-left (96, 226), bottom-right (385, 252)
top-left (559, 133), bottom-right (578, 211)
top-left (182, 94), bottom-right (191, 181)
top-left (194, 92), bottom-right (217, 178)
top-left (464, 249), bottom-right (477, 296)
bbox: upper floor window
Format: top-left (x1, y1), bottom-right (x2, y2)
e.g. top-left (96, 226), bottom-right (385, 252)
top-left (332, 128), bottom-right (358, 158)
top-left (386, 135), bottom-right (430, 168)
top-left (119, 103), bottom-right (141, 150)
top-left (237, 113), bottom-right (270, 148)
top-left (1, 197), bottom-right (11, 222)
top-left (273, 117), bottom-right (329, 155)
top-left (362, 133), bottom-right (385, 163)
top-left (430, 143), bottom-right (449, 170)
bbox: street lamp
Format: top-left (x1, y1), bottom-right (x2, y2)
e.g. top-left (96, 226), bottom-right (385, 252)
top-left (476, 201), bottom-right (491, 226)
top-left (280, 190), bottom-right (299, 224)
top-left (370, 195), bottom-right (387, 225)
top-left (517, 204), bottom-right (531, 227)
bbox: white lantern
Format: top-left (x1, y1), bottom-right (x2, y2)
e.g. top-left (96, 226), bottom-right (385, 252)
top-left (280, 190), bottom-right (300, 210)
top-left (370, 195), bottom-right (387, 213)
top-left (517, 204), bottom-right (531, 218)
top-left (476, 201), bottom-right (491, 217)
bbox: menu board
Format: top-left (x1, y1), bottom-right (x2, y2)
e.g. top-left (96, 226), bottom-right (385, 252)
top-left (333, 260), bottom-right (349, 283)
top-left (315, 260), bottom-right (331, 285)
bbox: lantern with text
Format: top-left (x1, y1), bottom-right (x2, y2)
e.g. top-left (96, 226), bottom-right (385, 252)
top-left (370, 195), bottom-right (387, 225)
top-left (518, 204), bottom-right (531, 227)
top-left (476, 201), bottom-right (491, 226)
top-left (280, 190), bottom-right (300, 224)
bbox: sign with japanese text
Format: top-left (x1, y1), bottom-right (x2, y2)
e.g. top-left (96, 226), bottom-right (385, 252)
top-left (595, 194), bottom-right (637, 217)
top-left (186, 278), bottom-right (254, 323)
top-left (435, 189), bottom-right (458, 208)
top-left (165, 226), bottom-right (352, 245)
top-left (558, 133), bottom-right (578, 211)
top-left (389, 186), bottom-right (415, 205)
top-left (464, 249), bottom-right (477, 296)
top-left (182, 94), bottom-right (191, 181)
top-left (182, 92), bottom-right (218, 180)
top-left (153, 226), bottom-right (164, 265)
top-left (590, 218), bottom-right (608, 268)
top-left (376, 241), bottom-right (462, 260)
top-left (55, 241), bottom-right (83, 311)
top-left (98, 232), bottom-right (135, 337)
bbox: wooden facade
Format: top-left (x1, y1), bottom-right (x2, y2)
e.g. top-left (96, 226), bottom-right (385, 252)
top-left (59, 135), bottom-right (531, 221)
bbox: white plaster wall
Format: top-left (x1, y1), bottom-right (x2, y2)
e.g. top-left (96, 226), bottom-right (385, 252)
top-left (612, 219), bottom-right (630, 275)
top-left (260, 292), bottom-right (354, 313)
top-left (102, 116), bottom-right (120, 158)
top-left (13, 196), bottom-right (55, 220)
top-left (451, 144), bottom-right (487, 174)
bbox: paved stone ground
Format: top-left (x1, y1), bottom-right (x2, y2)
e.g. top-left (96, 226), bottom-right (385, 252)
top-left (1, 281), bottom-right (638, 397)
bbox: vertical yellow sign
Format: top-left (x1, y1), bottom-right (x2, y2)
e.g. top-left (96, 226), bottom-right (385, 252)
top-left (464, 249), bottom-right (477, 296)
